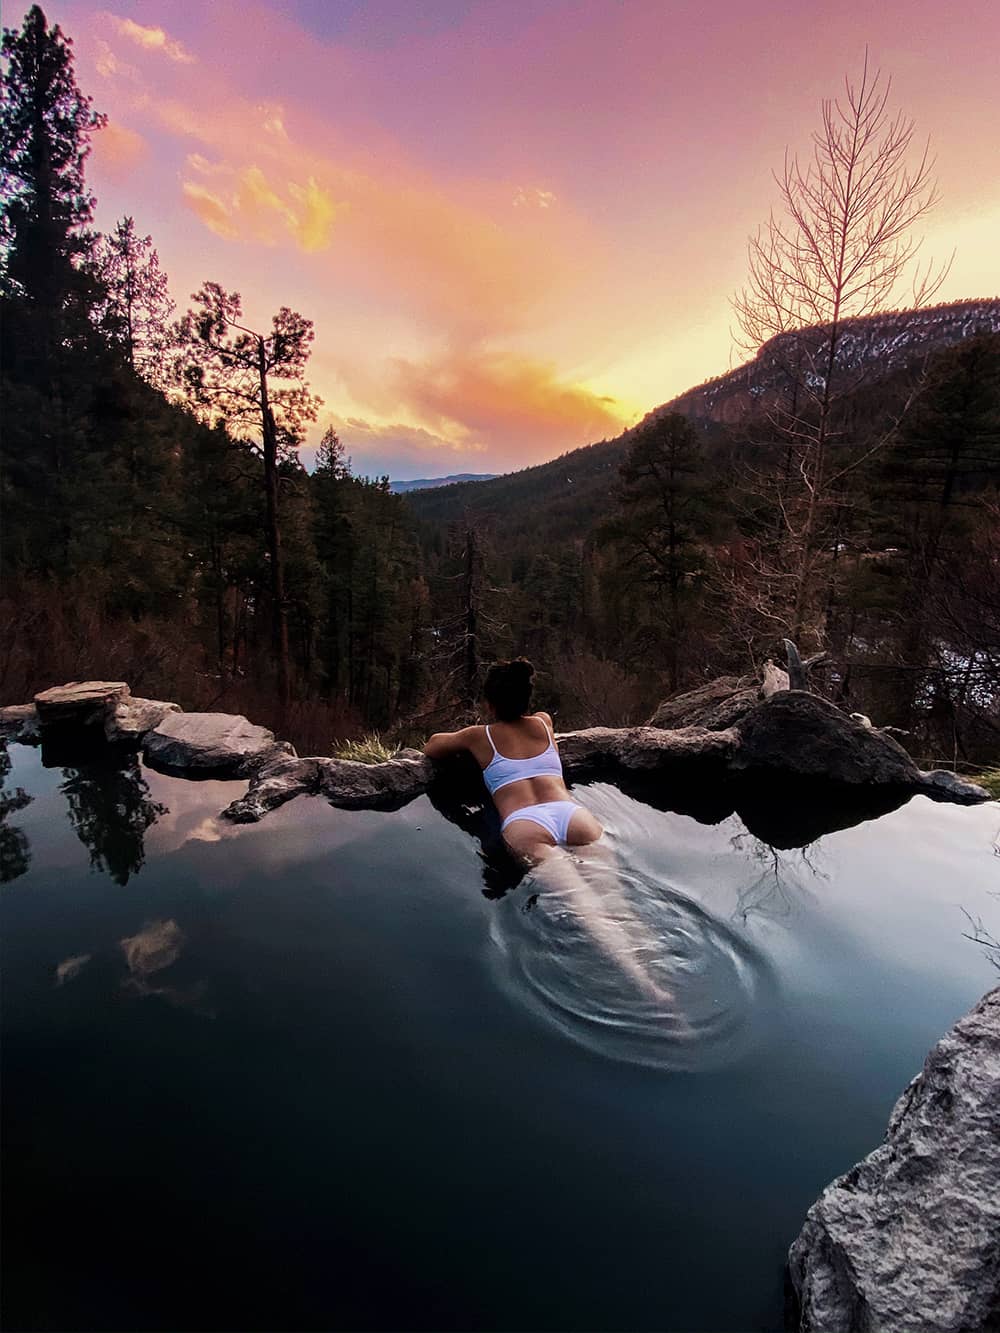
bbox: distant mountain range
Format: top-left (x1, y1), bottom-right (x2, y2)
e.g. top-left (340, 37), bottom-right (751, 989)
top-left (390, 473), bottom-right (498, 493)
top-left (404, 299), bottom-right (1000, 536)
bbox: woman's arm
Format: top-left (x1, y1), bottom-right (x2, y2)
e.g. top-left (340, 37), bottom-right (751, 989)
top-left (423, 726), bottom-right (480, 760)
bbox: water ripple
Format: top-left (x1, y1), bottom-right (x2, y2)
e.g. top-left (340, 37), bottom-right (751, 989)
top-left (491, 855), bottom-right (774, 1072)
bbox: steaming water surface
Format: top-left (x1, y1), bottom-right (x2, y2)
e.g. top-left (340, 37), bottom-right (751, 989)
top-left (2, 744), bottom-right (998, 1332)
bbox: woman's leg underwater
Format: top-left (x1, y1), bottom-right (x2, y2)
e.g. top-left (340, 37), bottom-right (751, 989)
top-left (532, 837), bottom-right (675, 1006)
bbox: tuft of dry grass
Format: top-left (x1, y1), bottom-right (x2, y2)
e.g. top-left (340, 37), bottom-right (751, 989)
top-left (976, 768), bottom-right (1000, 799)
top-left (332, 733), bottom-right (398, 764)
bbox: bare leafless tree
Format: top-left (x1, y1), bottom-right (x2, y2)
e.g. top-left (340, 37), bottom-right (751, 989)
top-left (732, 52), bottom-right (950, 643)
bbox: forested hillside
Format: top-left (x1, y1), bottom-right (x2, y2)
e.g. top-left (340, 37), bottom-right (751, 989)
top-left (2, 6), bottom-right (999, 768)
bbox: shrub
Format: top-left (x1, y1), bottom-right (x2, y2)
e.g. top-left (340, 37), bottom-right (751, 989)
top-left (333, 733), bottom-right (397, 764)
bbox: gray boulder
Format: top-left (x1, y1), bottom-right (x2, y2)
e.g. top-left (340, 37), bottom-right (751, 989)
top-left (0, 704), bottom-right (41, 744)
top-left (34, 680), bottom-right (130, 728)
top-left (104, 696), bottom-right (180, 744)
top-left (144, 711), bottom-right (293, 778)
top-left (914, 768), bottom-right (992, 806)
top-left (788, 986), bottom-right (1000, 1333)
top-left (647, 677), bottom-right (759, 731)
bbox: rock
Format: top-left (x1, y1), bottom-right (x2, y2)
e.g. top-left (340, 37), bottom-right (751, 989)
top-left (787, 986), bottom-right (1000, 1333)
top-left (647, 677), bottom-right (759, 730)
top-left (0, 704), bottom-right (41, 744)
top-left (104, 696), bottom-right (180, 744)
top-left (914, 768), bottom-right (993, 805)
top-left (732, 691), bottom-right (922, 787)
top-left (221, 756), bottom-right (321, 823)
top-left (318, 748), bottom-right (434, 810)
top-left (761, 659), bottom-right (790, 697)
top-left (143, 711), bottom-right (292, 777)
top-left (559, 724), bottom-right (738, 777)
top-left (34, 680), bottom-right (130, 728)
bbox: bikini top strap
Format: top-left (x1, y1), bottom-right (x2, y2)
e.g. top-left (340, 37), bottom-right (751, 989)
top-left (484, 724), bottom-right (499, 756)
top-left (536, 715), bottom-right (556, 748)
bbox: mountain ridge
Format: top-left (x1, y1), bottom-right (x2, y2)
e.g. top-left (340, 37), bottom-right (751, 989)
top-left (403, 298), bottom-right (1000, 533)
top-left (390, 473), bottom-right (498, 493)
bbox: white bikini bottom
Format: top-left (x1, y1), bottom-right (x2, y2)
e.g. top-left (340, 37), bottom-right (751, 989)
top-left (500, 800), bottom-right (581, 845)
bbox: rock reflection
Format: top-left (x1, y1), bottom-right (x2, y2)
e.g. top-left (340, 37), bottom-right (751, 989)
top-left (0, 741), bottom-right (33, 884)
top-left (60, 754), bottom-right (166, 884)
top-left (55, 953), bottom-right (92, 986)
top-left (120, 918), bottom-right (208, 1011)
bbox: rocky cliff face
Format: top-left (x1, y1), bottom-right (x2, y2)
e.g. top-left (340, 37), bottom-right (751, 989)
top-left (787, 987), bottom-right (1000, 1333)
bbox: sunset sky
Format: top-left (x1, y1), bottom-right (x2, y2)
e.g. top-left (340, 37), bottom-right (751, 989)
top-left (45, 0), bottom-right (1000, 477)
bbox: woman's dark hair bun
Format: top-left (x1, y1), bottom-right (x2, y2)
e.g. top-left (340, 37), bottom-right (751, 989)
top-left (483, 657), bottom-right (535, 721)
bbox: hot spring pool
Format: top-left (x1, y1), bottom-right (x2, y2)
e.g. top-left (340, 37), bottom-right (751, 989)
top-left (2, 741), bottom-right (998, 1330)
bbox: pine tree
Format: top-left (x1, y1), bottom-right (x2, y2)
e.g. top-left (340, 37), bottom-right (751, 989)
top-left (95, 217), bottom-right (175, 384)
top-left (1, 5), bottom-right (105, 370)
top-left (173, 283), bottom-right (322, 703)
top-left (1, 5), bottom-right (108, 574)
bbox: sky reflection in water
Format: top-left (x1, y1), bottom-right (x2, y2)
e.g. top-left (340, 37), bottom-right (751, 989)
top-left (2, 741), bottom-right (998, 1332)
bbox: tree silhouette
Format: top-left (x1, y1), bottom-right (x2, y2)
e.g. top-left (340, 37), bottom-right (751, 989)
top-left (0, 743), bottom-right (32, 884)
top-left (60, 756), bottom-right (165, 885)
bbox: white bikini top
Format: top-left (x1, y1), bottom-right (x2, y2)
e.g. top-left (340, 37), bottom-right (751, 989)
top-left (482, 717), bottom-right (563, 794)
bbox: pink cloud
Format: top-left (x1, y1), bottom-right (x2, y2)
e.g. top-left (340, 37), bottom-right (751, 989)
top-left (108, 14), bottom-right (195, 64)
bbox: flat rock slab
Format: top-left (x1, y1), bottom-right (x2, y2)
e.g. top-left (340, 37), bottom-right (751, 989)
top-left (105, 697), bottom-right (180, 744)
top-left (559, 724), bottom-right (738, 776)
top-left (0, 704), bottom-right (41, 744)
top-left (788, 985), bottom-right (1000, 1333)
top-left (34, 681), bottom-right (130, 728)
top-left (144, 711), bottom-right (285, 777)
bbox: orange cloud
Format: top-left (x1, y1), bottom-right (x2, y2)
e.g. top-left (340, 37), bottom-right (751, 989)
top-left (347, 345), bottom-right (627, 466)
top-left (288, 177), bottom-right (343, 253)
top-left (181, 181), bottom-right (240, 240)
top-left (109, 15), bottom-right (195, 64)
top-left (180, 160), bottom-right (343, 251)
top-left (90, 119), bottom-right (147, 183)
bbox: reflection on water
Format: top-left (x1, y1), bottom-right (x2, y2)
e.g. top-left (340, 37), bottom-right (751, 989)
top-left (119, 917), bottom-right (207, 1010)
top-left (728, 831), bottom-right (828, 923)
top-left (492, 853), bottom-right (774, 1072)
top-left (55, 953), bottom-right (92, 986)
top-left (60, 755), bottom-right (166, 884)
top-left (0, 741), bottom-right (33, 883)
top-left (3, 742), bottom-right (999, 1333)
top-left (425, 771), bottom-right (528, 899)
